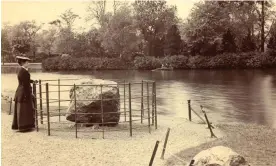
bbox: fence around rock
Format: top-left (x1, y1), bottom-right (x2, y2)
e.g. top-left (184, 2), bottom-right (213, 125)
top-left (32, 79), bottom-right (157, 139)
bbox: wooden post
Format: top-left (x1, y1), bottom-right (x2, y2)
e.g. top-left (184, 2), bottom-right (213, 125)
top-left (141, 80), bottom-right (144, 124)
top-left (188, 100), bottom-right (191, 121)
top-left (74, 84), bottom-right (77, 138)
top-left (151, 82), bottom-right (154, 126)
top-left (149, 141), bottom-right (160, 166)
top-left (58, 79), bottom-right (61, 122)
top-left (46, 83), bottom-right (50, 136)
top-left (9, 97), bottom-right (12, 115)
top-left (160, 128), bottom-right (170, 159)
top-left (39, 80), bottom-right (43, 124)
top-left (33, 82), bottom-right (38, 132)
top-left (154, 82), bottom-right (157, 129)
top-left (147, 82), bottom-right (151, 134)
top-left (189, 160), bottom-right (195, 166)
top-left (201, 105), bottom-right (216, 138)
top-left (124, 80), bottom-right (126, 122)
top-left (100, 85), bottom-right (105, 139)
top-left (129, 83), bottom-right (132, 137)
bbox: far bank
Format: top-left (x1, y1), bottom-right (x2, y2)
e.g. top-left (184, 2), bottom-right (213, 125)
top-left (41, 52), bottom-right (276, 71)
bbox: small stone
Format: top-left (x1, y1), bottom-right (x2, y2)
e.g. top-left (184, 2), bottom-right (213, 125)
top-left (192, 146), bottom-right (249, 166)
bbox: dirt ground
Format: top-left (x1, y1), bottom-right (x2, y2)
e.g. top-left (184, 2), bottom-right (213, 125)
top-left (1, 99), bottom-right (222, 166)
top-left (166, 124), bottom-right (276, 166)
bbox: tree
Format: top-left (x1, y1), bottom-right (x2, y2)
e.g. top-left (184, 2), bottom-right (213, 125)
top-left (133, 0), bottom-right (177, 57)
top-left (59, 9), bottom-right (80, 31)
top-left (100, 5), bottom-right (141, 59)
top-left (113, 0), bottom-right (127, 15)
top-left (164, 25), bottom-right (182, 56)
top-left (51, 9), bottom-right (80, 54)
top-left (86, 0), bottom-right (109, 27)
top-left (221, 29), bottom-right (236, 53)
top-left (37, 28), bottom-right (58, 55)
top-left (241, 30), bottom-right (256, 52)
top-left (267, 33), bottom-right (276, 50)
top-left (235, 1), bottom-right (276, 51)
top-left (10, 21), bottom-right (43, 58)
top-left (66, 29), bottom-right (105, 57)
top-left (184, 1), bottom-right (233, 55)
top-left (218, 1), bottom-right (275, 51)
top-left (261, 1), bottom-right (265, 52)
top-left (1, 26), bottom-right (13, 63)
top-left (86, 29), bottom-right (105, 57)
top-left (71, 32), bottom-right (89, 56)
top-left (183, 1), bottom-right (276, 54)
top-left (12, 43), bottom-right (31, 55)
top-left (1, 27), bottom-right (12, 52)
top-left (267, 23), bottom-right (276, 55)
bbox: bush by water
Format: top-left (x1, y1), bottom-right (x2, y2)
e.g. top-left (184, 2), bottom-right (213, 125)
top-left (42, 52), bottom-right (276, 71)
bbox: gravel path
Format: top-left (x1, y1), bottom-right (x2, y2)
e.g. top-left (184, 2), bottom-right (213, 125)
top-left (1, 100), bottom-right (222, 166)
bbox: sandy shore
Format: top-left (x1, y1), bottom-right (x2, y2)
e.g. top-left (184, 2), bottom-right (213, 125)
top-left (1, 98), bottom-right (223, 166)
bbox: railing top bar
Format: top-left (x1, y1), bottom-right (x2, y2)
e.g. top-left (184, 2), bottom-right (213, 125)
top-left (142, 80), bottom-right (155, 83)
top-left (47, 84), bottom-right (118, 87)
top-left (39, 78), bottom-right (155, 83)
top-left (40, 79), bottom-right (79, 82)
top-left (109, 79), bottom-right (155, 82)
top-left (45, 81), bottom-right (155, 87)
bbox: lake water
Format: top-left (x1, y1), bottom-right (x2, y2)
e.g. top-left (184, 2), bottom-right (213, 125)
top-left (2, 66), bottom-right (276, 128)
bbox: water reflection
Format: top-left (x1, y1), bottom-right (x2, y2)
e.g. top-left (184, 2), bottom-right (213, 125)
top-left (2, 68), bottom-right (276, 128)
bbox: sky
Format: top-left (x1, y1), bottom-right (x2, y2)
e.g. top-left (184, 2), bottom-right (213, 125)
top-left (1, 0), bottom-right (199, 32)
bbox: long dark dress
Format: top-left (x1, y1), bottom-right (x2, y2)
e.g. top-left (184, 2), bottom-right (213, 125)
top-left (12, 67), bottom-right (35, 131)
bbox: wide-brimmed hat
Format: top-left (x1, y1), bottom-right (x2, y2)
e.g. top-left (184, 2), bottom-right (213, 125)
top-left (16, 56), bottom-right (31, 61)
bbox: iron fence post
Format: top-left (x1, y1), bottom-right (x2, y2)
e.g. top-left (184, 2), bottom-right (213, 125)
top-left (46, 83), bottom-right (50, 136)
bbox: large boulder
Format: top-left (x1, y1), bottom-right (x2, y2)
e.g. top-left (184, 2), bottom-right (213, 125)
top-left (66, 79), bottom-right (120, 126)
top-left (192, 146), bottom-right (249, 166)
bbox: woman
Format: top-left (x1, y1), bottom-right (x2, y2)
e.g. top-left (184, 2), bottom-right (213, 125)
top-left (12, 55), bottom-right (36, 132)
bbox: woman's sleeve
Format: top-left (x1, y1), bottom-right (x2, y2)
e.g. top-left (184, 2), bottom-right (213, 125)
top-left (22, 71), bottom-right (32, 99)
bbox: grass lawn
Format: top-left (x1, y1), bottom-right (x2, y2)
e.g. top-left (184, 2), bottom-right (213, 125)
top-left (166, 124), bottom-right (276, 166)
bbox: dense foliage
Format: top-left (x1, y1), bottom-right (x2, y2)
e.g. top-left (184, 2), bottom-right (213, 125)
top-left (267, 24), bottom-right (276, 56)
top-left (2, 0), bottom-right (276, 68)
top-left (43, 52), bottom-right (276, 71)
top-left (42, 56), bottom-right (131, 71)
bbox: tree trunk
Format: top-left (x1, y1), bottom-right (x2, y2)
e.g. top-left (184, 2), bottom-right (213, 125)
top-left (148, 40), bottom-right (152, 57)
top-left (261, 1), bottom-right (265, 52)
top-left (252, 24), bottom-right (254, 37)
top-left (33, 50), bottom-right (36, 60)
top-left (2, 54), bottom-right (4, 65)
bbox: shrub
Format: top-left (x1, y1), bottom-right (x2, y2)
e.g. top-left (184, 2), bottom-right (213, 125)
top-left (240, 32), bottom-right (256, 52)
top-left (187, 55), bottom-right (209, 69)
top-left (101, 58), bottom-right (131, 70)
top-left (209, 53), bottom-right (237, 68)
top-left (162, 55), bottom-right (189, 69)
top-left (42, 57), bottom-right (60, 71)
top-left (42, 52), bottom-right (276, 71)
top-left (133, 56), bottom-right (161, 70)
top-left (42, 56), bottom-right (131, 71)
